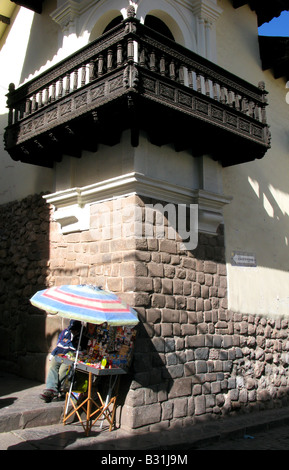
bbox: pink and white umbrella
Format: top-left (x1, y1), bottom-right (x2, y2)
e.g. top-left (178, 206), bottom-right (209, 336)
top-left (30, 284), bottom-right (139, 326)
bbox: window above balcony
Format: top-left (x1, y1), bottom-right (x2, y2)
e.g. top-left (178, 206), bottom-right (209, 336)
top-left (4, 8), bottom-right (271, 168)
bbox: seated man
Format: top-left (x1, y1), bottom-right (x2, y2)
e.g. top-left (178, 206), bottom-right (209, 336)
top-left (40, 320), bottom-right (83, 403)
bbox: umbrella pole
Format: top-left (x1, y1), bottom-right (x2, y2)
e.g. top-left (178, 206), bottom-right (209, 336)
top-left (64, 323), bottom-right (84, 417)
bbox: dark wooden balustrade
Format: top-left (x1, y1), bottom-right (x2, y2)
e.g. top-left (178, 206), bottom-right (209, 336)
top-left (4, 13), bottom-right (270, 167)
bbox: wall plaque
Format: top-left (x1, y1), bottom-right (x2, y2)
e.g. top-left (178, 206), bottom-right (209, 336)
top-left (231, 251), bottom-right (257, 267)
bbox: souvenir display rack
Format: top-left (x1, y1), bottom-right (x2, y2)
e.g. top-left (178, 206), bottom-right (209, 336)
top-left (57, 323), bottom-right (137, 436)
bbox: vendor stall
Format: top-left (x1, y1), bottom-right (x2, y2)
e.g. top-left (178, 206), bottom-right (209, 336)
top-left (30, 285), bottom-right (139, 436)
top-left (58, 323), bottom-right (137, 435)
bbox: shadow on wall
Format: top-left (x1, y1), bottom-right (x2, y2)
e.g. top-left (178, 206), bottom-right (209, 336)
top-left (223, 155), bottom-right (289, 273)
top-left (19, 0), bottom-right (59, 85)
top-left (42, 219), bottom-right (227, 428)
top-left (44, 210), bottom-right (289, 427)
top-left (0, 193), bottom-right (57, 382)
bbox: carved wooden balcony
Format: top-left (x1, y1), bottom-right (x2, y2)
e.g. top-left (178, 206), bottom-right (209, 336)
top-left (4, 13), bottom-right (270, 168)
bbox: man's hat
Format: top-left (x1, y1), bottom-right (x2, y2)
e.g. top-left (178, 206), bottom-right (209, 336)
top-left (68, 320), bottom-right (82, 331)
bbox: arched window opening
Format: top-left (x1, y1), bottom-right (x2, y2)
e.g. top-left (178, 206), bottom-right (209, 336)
top-left (144, 15), bottom-right (175, 41)
top-left (102, 15), bottom-right (123, 34)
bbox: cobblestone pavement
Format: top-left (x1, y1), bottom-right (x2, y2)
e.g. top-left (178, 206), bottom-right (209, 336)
top-left (195, 423), bottom-right (289, 450)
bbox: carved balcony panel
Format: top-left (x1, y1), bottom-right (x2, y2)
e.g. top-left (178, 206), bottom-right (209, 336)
top-left (4, 14), bottom-right (270, 168)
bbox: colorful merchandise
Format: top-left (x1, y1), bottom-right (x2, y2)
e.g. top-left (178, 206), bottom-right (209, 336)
top-left (61, 323), bottom-right (137, 371)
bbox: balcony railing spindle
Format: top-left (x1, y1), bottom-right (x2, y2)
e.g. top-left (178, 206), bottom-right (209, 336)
top-left (160, 55), bottom-right (166, 76)
top-left (5, 18), bottom-right (269, 166)
top-left (98, 54), bottom-right (104, 76)
top-left (149, 50), bottom-right (156, 72)
top-left (65, 73), bottom-right (71, 94)
top-left (169, 60), bottom-right (176, 81)
top-left (107, 49), bottom-right (113, 72)
top-left (179, 65), bottom-right (185, 85)
top-left (81, 65), bottom-right (86, 87)
top-left (117, 43), bottom-right (123, 67)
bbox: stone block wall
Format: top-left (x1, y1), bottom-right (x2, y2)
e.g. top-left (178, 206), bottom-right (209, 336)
top-left (0, 193), bottom-right (64, 381)
top-left (1, 192), bottom-right (289, 428)
top-left (48, 194), bottom-right (289, 429)
top-left (118, 196), bottom-right (289, 429)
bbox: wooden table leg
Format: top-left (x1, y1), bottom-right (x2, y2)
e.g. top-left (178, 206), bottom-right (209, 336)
top-left (63, 371), bottom-right (122, 436)
top-left (90, 375), bottom-right (120, 431)
top-left (63, 372), bottom-right (100, 436)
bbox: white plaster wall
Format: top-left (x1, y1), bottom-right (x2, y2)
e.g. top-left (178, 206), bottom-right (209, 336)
top-left (3, 0), bottom-right (288, 320)
top-left (217, 0), bottom-right (289, 316)
top-left (0, 0), bottom-right (221, 206)
top-left (54, 0), bottom-right (218, 68)
top-left (54, 130), bottom-right (200, 193)
top-left (136, 0), bottom-right (195, 49)
top-left (52, 0), bottom-right (205, 194)
top-left (54, 130), bottom-right (135, 191)
top-left (0, 7), bottom-right (54, 205)
top-left (78, 0), bottom-right (195, 49)
top-left (134, 132), bottom-right (200, 190)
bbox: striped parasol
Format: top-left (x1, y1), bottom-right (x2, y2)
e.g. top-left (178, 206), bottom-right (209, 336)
top-left (30, 285), bottom-right (139, 326)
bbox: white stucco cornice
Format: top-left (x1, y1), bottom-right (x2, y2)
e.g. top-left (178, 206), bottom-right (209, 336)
top-left (44, 172), bottom-right (232, 235)
top-left (51, 0), bottom-right (95, 30)
top-left (190, 0), bottom-right (223, 59)
top-left (191, 0), bottom-right (223, 22)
